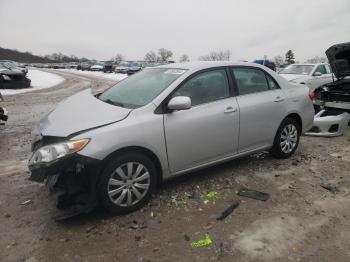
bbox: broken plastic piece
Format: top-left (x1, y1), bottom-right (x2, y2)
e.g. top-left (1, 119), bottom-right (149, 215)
top-left (216, 200), bottom-right (240, 220)
top-left (190, 234), bottom-right (212, 248)
top-left (20, 200), bottom-right (32, 206)
top-left (320, 184), bottom-right (339, 194)
top-left (237, 187), bottom-right (270, 201)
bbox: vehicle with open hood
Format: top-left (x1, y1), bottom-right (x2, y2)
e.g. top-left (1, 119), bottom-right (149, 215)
top-left (314, 42), bottom-right (350, 112)
top-left (306, 43), bottom-right (350, 137)
top-left (28, 61), bottom-right (314, 219)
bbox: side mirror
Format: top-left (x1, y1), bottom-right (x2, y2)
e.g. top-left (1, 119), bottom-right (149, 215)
top-left (314, 72), bottom-right (322, 76)
top-left (167, 96), bottom-right (191, 111)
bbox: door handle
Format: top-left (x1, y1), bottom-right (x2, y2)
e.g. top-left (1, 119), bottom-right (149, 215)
top-left (274, 96), bottom-right (284, 103)
top-left (224, 106), bottom-right (237, 114)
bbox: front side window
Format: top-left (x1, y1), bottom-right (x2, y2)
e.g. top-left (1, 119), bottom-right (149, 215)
top-left (314, 65), bottom-right (327, 75)
top-left (99, 68), bottom-right (186, 108)
top-left (231, 68), bottom-right (269, 95)
top-left (173, 69), bottom-right (230, 106)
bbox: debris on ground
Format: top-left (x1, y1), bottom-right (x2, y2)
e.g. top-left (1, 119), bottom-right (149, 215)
top-left (129, 220), bottom-right (147, 230)
top-left (216, 200), bottom-right (240, 220)
top-left (20, 200), bottom-right (32, 206)
top-left (203, 222), bottom-right (214, 230)
top-left (237, 187), bottom-right (270, 201)
top-left (85, 225), bottom-right (97, 233)
top-left (320, 184), bottom-right (340, 194)
top-left (184, 234), bottom-right (190, 241)
top-left (190, 234), bottom-right (213, 248)
top-left (202, 191), bottom-right (219, 204)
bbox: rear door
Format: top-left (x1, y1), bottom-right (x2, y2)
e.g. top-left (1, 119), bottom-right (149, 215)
top-left (164, 68), bottom-right (239, 173)
top-left (231, 67), bottom-right (287, 152)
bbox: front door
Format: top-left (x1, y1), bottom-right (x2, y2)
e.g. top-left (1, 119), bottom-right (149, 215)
top-left (164, 69), bottom-right (239, 173)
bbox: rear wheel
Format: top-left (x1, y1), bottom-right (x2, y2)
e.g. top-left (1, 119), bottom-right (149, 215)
top-left (270, 117), bottom-right (300, 158)
top-left (98, 152), bottom-right (157, 214)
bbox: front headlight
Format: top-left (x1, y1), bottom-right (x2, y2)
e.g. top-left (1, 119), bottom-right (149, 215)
top-left (29, 138), bottom-right (90, 166)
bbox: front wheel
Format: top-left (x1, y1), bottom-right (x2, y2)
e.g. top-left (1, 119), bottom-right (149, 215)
top-left (270, 117), bottom-right (301, 158)
top-left (98, 153), bottom-right (157, 214)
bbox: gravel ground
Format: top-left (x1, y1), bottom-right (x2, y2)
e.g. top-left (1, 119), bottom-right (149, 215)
top-left (0, 70), bottom-right (350, 262)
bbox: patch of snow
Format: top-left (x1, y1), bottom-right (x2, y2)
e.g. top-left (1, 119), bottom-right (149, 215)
top-left (1, 69), bottom-right (64, 96)
top-left (58, 69), bottom-right (128, 81)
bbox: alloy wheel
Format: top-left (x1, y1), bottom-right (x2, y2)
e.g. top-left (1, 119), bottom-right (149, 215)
top-left (280, 124), bottom-right (298, 153)
top-left (107, 162), bottom-right (150, 207)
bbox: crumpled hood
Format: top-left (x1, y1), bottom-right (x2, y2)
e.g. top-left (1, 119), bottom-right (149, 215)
top-left (279, 74), bottom-right (306, 82)
top-left (36, 89), bottom-right (132, 137)
top-left (326, 42), bottom-right (350, 79)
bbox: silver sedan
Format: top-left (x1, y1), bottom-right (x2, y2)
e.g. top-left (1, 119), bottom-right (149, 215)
top-left (28, 62), bottom-right (314, 216)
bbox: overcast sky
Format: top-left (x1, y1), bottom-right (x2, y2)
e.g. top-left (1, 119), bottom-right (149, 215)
top-left (0, 0), bottom-right (349, 62)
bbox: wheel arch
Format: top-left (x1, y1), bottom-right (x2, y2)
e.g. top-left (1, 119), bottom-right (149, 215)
top-left (285, 112), bottom-right (302, 131)
top-left (101, 146), bottom-right (163, 187)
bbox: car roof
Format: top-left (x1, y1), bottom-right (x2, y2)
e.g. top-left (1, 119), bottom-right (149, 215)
top-left (156, 61), bottom-right (269, 71)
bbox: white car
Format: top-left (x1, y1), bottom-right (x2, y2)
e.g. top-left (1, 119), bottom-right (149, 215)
top-left (90, 64), bottom-right (104, 71)
top-left (279, 63), bottom-right (334, 91)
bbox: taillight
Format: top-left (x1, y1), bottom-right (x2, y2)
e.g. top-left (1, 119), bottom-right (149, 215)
top-left (308, 91), bottom-right (315, 100)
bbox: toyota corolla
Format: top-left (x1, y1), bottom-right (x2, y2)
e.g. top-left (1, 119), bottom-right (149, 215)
top-left (28, 62), bottom-right (314, 219)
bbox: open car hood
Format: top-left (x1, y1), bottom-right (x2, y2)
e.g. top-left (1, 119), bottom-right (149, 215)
top-left (37, 89), bottom-right (132, 137)
top-left (326, 42), bottom-right (350, 79)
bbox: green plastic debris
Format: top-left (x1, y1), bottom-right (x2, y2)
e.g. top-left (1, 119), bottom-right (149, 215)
top-left (191, 234), bottom-right (213, 248)
top-left (201, 191), bottom-right (219, 204)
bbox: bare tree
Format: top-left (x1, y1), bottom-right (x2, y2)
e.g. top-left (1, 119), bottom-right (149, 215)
top-left (158, 48), bottom-right (173, 62)
top-left (144, 51), bottom-right (158, 63)
top-left (199, 50), bottom-right (231, 61)
top-left (273, 55), bottom-right (284, 67)
top-left (179, 54), bottom-right (190, 62)
top-left (113, 53), bottom-right (124, 63)
top-left (305, 56), bottom-right (327, 64)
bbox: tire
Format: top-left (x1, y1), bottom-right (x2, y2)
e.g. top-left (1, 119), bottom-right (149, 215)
top-left (270, 117), bottom-right (301, 159)
top-left (98, 152), bottom-right (157, 214)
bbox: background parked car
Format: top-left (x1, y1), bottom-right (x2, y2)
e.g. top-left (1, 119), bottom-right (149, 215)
top-left (279, 63), bottom-right (334, 91)
top-left (126, 61), bottom-right (143, 75)
top-left (115, 61), bottom-right (132, 74)
top-left (103, 61), bottom-right (118, 73)
top-left (252, 59), bottom-right (276, 71)
top-left (0, 63), bottom-right (31, 89)
top-left (90, 62), bottom-right (104, 71)
top-left (0, 60), bottom-right (28, 75)
top-left (77, 63), bottom-right (92, 71)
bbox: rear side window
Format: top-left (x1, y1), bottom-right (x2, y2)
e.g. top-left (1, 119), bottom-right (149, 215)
top-left (231, 68), bottom-right (269, 95)
top-left (266, 74), bottom-right (279, 90)
top-left (173, 69), bottom-right (229, 106)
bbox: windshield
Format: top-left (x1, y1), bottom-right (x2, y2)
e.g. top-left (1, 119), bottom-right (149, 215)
top-left (99, 68), bottom-right (186, 108)
top-left (280, 65), bottom-right (314, 75)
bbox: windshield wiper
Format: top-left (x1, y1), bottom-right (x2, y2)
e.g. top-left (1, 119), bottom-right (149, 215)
top-left (102, 99), bottom-right (126, 107)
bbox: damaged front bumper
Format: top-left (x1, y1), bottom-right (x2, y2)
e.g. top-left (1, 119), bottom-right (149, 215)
top-left (29, 153), bottom-right (103, 220)
top-left (305, 109), bottom-right (350, 137)
top-left (0, 106), bottom-right (8, 123)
